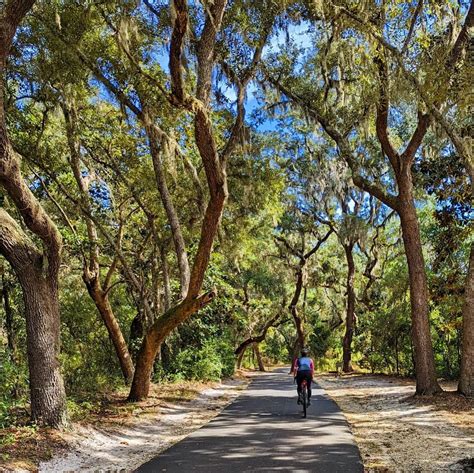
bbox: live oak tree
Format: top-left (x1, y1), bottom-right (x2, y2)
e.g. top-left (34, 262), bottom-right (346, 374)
top-left (275, 206), bottom-right (333, 365)
top-left (60, 97), bottom-right (135, 384)
top-left (0, 0), bottom-right (67, 427)
top-left (1, 0), bottom-right (472, 436)
top-left (263, 0), bottom-right (472, 395)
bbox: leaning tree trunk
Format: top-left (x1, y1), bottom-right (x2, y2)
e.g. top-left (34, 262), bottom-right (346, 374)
top-left (129, 292), bottom-right (216, 401)
top-left (459, 244), bottom-right (474, 397)
top-left (85, 275), bottom-right (134, 384)
top-left (236, 348), bottom-right (246, 369)
top-left (398, 182), bottom-right (441, 394)
top-left (342, 243), bottom-right (356, 373)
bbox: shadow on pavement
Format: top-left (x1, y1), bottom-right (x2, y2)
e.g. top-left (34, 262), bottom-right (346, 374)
top-left (136, 369), bottom-right (363, 473)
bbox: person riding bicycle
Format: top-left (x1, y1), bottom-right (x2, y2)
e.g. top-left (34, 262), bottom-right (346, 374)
top-left (293, 347), bottom-right (314, 406)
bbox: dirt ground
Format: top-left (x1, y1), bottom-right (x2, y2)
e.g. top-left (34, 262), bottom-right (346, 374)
top-left (317, 373), bottom-right (474, 472)
top-left (0, 377), bottom-right (248, 472)
top-left (2, 371), bottom-right (472, 472)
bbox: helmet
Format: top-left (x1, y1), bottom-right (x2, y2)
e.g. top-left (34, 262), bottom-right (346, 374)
top-left (301, 347), bottom-right (309, 357)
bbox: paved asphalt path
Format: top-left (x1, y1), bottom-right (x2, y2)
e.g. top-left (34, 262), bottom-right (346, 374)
top-left (136, 369), bottom-right (363, 473)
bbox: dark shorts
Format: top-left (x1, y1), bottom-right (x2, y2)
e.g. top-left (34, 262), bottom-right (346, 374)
top-left (296, 370), bottom-right (313, 397)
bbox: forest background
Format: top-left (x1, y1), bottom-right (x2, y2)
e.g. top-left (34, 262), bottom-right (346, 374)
top-left (0, 0), bottom-right (472, 433)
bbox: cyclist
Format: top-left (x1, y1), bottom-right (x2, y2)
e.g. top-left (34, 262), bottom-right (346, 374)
top-left (293, 347), bottom-right (314, 406)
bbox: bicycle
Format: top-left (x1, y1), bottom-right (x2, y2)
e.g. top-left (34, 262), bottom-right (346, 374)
top-left (294, 376), bottom-right (309, 418)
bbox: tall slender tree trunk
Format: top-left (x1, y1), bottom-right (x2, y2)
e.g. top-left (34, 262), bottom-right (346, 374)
top-left (398, 180), bottom-right (441, 394)
top-left (17, 266), bottom-right (67, 427)
top-left (62, 101), bottom-right (134, 385)
top-left (289, 267), bottom-right (305, 373)
top-left (458, 162), bottom-right (474, 396)
top-left (236, 348), bottom-right (246, 369)
top-left (342, 243), bottom-right (356, 373)
top-left (459, 244), bottom-right (474, 396)
top-left (84, 275), bottom-right (134, 384)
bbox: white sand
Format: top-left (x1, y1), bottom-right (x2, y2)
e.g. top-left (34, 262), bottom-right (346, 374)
top-left (39, 379), bottom-right (245, 473)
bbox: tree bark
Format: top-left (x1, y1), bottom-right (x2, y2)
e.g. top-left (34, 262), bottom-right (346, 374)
top-left (84, 275), bottom-right (134, 384)
top-left (0, 211), bottom-right (67, 427)
top-left (128, 291), bottom-right (216, 400)
top-left (20, 267), bottom-right (67, 427)
top-left (342, 243), bottom-right (356, 373)
top-left (1, 272), bottom-right (16, 357)
top-left (459, 244), bottom-right (474, 397)
top-left (254, 343), bottom-right (265, 371)
top-left (398, 179), bottom-right (441, 394)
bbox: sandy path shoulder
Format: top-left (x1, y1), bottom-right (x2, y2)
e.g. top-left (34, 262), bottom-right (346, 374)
top-left (39, 379), bottom-right (247, 473)
top-left (317, 374), bottom-right (474, 472)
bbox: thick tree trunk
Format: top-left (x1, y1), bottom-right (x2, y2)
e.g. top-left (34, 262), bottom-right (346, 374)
top-left (459, 244), bottom-right (474, 397)
top-left (0, 213), bottom-right (67, 427)
top-left (0, 0), bottom-right (68, 428)
top-left (398, 186), bottom-right (441, 394)
top-left (84, 275), bottom-right (134, 384)
top-left (254, 343), bottom-right (265, 371)
top-left (18, 268), bottom-right (67, 427)
top-left (342, 244), bottom-right (356, 373)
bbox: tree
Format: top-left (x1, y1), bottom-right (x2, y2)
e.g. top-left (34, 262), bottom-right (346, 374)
top-left (61, 97), bottom-right (134, 384)
top-left (129, 0), bottom-right (258, 400)
top-left (262, 0), bottom-right (472, 394)
top-left (275, 211), bottom-right (333, 366)
top-left (0, 0), bottom-right (67, 427)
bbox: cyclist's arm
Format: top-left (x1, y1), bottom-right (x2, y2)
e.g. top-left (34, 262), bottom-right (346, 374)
top-left (310, 359), bottom-right (315, 377)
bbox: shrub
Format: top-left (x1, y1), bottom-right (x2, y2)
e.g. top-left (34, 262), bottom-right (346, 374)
top-left (169, 339), bottom-right (235, 381)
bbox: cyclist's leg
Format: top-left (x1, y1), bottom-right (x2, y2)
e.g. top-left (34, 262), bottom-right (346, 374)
top-left (306, 373), bottom-right (312, 399)
top-left (296, 372), bottom-right (303, 402)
